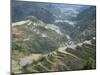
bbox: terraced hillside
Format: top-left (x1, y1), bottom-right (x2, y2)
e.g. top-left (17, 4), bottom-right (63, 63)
top-left (26, 40), bottom-right (95, 72)
top-left (12, 17), bottom-right (96, 74)
top-left (11, 2), bottom-right (96, 74)
top-left (12, 41), bottom-right (96, 74)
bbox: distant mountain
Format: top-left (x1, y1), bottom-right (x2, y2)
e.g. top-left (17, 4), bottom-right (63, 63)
top-left (11, 2), bottom-right (53, 23)
top-left (11, 1), bottom-right (88, 23)
top-left (70, 6), bottom-right (96, 43)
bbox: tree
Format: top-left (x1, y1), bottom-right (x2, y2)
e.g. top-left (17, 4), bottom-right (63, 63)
top-left (82, 57), bottom-right (96, 69)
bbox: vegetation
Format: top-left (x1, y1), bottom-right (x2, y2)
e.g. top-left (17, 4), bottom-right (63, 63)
top-left (82, 57), bottom-right (96, 70)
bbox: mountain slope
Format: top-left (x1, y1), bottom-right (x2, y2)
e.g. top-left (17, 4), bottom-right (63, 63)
top-left (70, 6), bottom-right (96, 43)
top-left (12, 15), bottom-right (96, 74)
